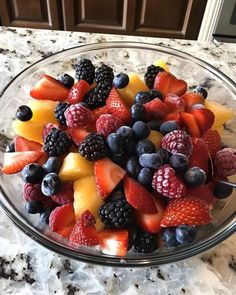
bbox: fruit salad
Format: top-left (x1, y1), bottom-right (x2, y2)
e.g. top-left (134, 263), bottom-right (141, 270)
top-left (1, 58), bottom-right (236, 257)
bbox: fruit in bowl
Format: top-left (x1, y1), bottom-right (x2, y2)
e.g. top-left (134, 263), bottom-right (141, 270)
top-left (1, 54), bottom-right (235, 259)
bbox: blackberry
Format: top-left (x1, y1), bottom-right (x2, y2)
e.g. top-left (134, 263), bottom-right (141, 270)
top-left (55, 102), bottom-right (70, 126)
top-left (75, 58), bottom-right (95, 85)
top-left (144, 65), bottom-right (164, 88)
top-left (95, 64), bottom-right (114, 85)
top-left (84, 82), bottom-right (112, 109)
top-left (134, 229), bottom-right (158, 253)
top-left (99, 199), bottom-right (134, 229)
top-left (43, 128), bottom-right (72, 157)
top-left (79, 133), bottom-right (107, 161)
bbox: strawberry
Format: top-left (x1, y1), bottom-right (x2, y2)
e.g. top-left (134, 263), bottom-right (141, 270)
top-left (36, 151), bottom-right (49, 165)
top-left (181, 92), bottom-right (204, 112)
top-left (202, 129), bottom-right (221, 159)
top-left (191, 108), bottom-right (215, 135)
top-left (1, 151), bottom-right (43, 174)
top-left (51, 182), bottom-right (74, 205)
top-left (67, 127), bottom-right (90, 146)
top-left (67, 80), bottom-right (91, 104)
top-left (49, 203), bottom-right (76, 238)
top-left (14, 135), bottom-right (42, 152)
top-left (160, 197), bottom-right (211, 227)
top-left (94, 157), bottom-right (126, 199)
top-left (30, 75), bottom-right (69, 101)
top-left (189, 138), bottom-right (209, 173)
top-left (124, 177), bottom-right (157, 214)
top-left (106, 88), bottom-right (131, 124)
top-left (180, 112), bottom-right (201, 137)
top-left (144, 98), bottom-right (170, 120)
top-left (187, 185), bottom-right (217, 206)
top-left (164, 93), bottom-right (185, 113)
top-left (163, 113), bottom-right (184, 128)
top-left (69, 210), bottom-right (99, 246)
top-left (91, 105), bottom-right (110, 121)
top-left (154, 71), bottom-right (187, 97)
top-left (99, 229), bottom-right (128, 256)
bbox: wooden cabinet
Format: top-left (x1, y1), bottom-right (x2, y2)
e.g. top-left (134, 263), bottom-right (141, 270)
top-left (0, 0), bottom-right (207, 39)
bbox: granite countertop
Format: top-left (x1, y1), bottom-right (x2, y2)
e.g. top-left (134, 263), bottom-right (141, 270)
top-left (0, 27), bottom-right (236, 295)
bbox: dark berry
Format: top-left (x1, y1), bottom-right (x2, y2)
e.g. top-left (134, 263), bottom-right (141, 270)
top-left (95, 64), bottom-right (114, 85)
top-left (169, 153), bottom-right (189, 172)
top-left (41, 173), bottom-right (61, 197)
top-left (135, 139), bottom-right (155, 157)
top-left (40, 207), bottom-right (54, 224)
top-left (116, 126), bottom-right (133, 142)
top-left (175, 225), bottom-right (197, 244)
top-left (134, 229), bottom-right (158, 253)
top-left (137, 167), bottom-right (153, 187)
top-left (106, 133), bottom-right (123, 154)
top-left (16, 105), bottom-right (33, 121)
top-left (75, 58), bottom-right (95, 85)
top-left (5, 143), bottom-right (15, 152)
top-left (156, 148), bottom-right (171, 163)
top-left (57, 73), bottom-right (74, 88)
top-left (135, 91), bottom-right (151, 104)
top-left (43, 157), bottom-right (61, 174)
top-left (110, 151), bottom-right (125, 165)
top-left (161, 228), bottom-right (180, 247)
top-left (55, 102), bottom-right (70, 126)
top-left (79, 133), bottom-right (107, 161)
top-left (213, 182), bottom-right (233, 199)
top-left (84, 82), bottom-right (112, 109)
top-left (139, 153), bottom-right (163, 169)
top-left (160, 121), bottom-right (180, 135)
top-left (123, 137), bottom-right (136, 156)
top-left (25, 200), bottom-right (44, 214)
top-left (147, 89), bottom-right (163, 100)
top-left (126, 156), bottom-right (142, 179)
top-left (147, 120), bottom-right (161, 131)
top-left (144, 65), bottom-right (164, 89)
top-left (108, 190), bottom-right (125, 202)
top-left (194, 86), bottom-right (208, 99)
top-left (21, 163), bottom-right (45, 184)
top-left (131, 103), bottom-right (146, 122)
top-left (113, 73), bottom-right (129, 89)
top-left (184, 167), bottom-right (206, 187)
top-left (132, 121), bottom-right (150, 140)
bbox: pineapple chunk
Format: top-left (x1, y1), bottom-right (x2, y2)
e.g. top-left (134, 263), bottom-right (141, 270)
top-left (147, 130), bottom-right (163, 150)
top-left (12, 120), bottom-right (45, 144)
top-left (28, 99), bottom-right (58, 124)
top-left (59, 152), bottom-right (94, 181)
top-left (154, 59), bottom-right (169, 72)
top-left (73, 175), bottom-right (104, 231)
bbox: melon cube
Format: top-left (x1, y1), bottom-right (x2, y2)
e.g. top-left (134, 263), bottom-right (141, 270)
top-left (154, 59), bottom-right (169, 72)
top-left (28, 99), bottom-right (58, 124)
top-left (12, 120), bottom-right (45, 144)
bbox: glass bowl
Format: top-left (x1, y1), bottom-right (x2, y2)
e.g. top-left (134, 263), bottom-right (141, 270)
top-left (0, 42), bottom-right (235, 267)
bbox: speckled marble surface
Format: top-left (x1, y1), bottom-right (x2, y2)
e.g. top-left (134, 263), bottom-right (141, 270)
top-left (0, 27), bottom-right (236, 295)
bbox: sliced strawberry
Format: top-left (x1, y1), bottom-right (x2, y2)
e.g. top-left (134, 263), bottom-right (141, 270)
top-left (154, 71), bottom-right (187, 97)
top-left (49, 203), bottom-right (76, 238)
top-left (181, 92), bottom-right (205, 112)
top-left (99, 229), bottom-right (128, 256)
top-left (160, 197), bottom-right (211, 227)
top-left (14, 135), bottom-right (42, 152)
top-left (67, 127), bottom-right (90, 146)
top-left (124, 177), bottom-right (157, 214)
top-left (67, 80), bottom-right (91, 104)
top-left (187, 185), bottom-right (217, 206)
top-left (189, 138), bottom-right (209, 173)
top-left (180, 112), bottom-right (201, 137)
top-left (36, 151), bottom-right (49, 165)
top-left (30, 75), bottom-right (69, 101)
top-left (191, 108), bottom-right (215, 135)
top-left (202, 129), bottom-right (221, 159)
top-left (69, 210), bottom-right (99, 246)
top-left (135, 196), bottom-right (164, 233)
top-left (94, 157), bottom-right (126, 199)
top-left (144, 98), bottom-right (170, 120)
top-left (164, 93), bottom-right (185, 113)
top-left (164, 113), bottom-right (184, 128)
top-left (1, 151), bottom-right (43, 174)
top-left (106, 88), bottom-right (131, 124)
top-left (91, 105), bottom-right (110, 121)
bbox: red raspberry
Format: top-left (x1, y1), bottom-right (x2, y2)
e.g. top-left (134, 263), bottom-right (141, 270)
top-left (214, 148), bottom-right (236, 177)
top-left (96, 114), bottom-right (123, 137)
top-left (152, 164), bottom-right (187, 198)
top-left (43, 123), bottom-right (59, 141)
top-left (64, 103), bottom-right (93, 128)
top-left (51, 182), bottom-right (74, 205)
top-left (161, 130), bottom-right (192, 157)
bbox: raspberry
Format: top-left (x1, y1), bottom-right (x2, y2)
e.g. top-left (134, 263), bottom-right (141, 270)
top-left (43, 123), bottom-right (59, 141)
top-left (64, 103), bottom-right (93, 128)
top-left (96, 114), bottom-right (123, 137)
top-left (51, 182), bottom-right (74, 205)
top-left (152, 164), bottom-right (187, 198)
top-left (214, 148), bottom-right (236, 177)
top-left (161, 130), bottom-right (192, 157)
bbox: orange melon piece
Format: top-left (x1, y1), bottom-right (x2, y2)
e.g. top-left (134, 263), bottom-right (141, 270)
top-left (12, 120), bottom-right (45, 144)
top-left (154, 59), bottom-right (169, 72)
top-left (28, 99), bottom-right (58, 124)
top-left (147, 130), bottom-right (163, 150)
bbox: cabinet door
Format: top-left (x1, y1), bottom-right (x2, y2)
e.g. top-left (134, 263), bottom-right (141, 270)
top-left (0, 0), bottom-right (62, 29)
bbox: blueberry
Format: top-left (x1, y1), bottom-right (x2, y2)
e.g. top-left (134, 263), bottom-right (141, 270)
top-left (131, 103), bottom-right (146, 122)
top-left (57, 73), bottom-right (74, 88)
top-left (25, 200), bottom-right (44, 214)
top-left (113, 73), bottom-right (129, 89)
top-left (175, 225), bottom-right (197, 244)
top-left (161, 228), bottom-right (179, 247)
top-left (110, 151), bottom-right (125, 165)
top-left (21, 163), bottom-right (45, 184)
top-left (137, 167), bottom-right (153, 187)
top-left (147, 120), bottom-right (161, 131)
top-left (126, 156), bottom-right (142, 179)
top-left (123, 137), bottom-right (136, 155)
top-left (194, 86), bottom-right (208, 99)
top-left (191, 103), bottom-right (205, 110)
top-left (169, 153), bottom-right (189, 172)
top-left (139, 153), bottom-right (163, 169)
top-left (40, 207), bottom-right (54, 224)
top-left (160, 121), bottom-right (180, 135)
top-left (213, 182), bottom-right (233, 199)
top-left (156, 148), bottom-right (170, 163)
top-left (106, 133), bottom-right (123, 154)
top-left (16, 105), bottom-right (33, 121)
top-left (132, 121), bottom-right (150, 140)
top-left (41, 173), bottom-right (61, 197)
top-left (5, 143), bottom-right (15, 153)
top-left (135, 91), bottom-right (151, 104)
top-left (136, 139), bottom-right (156, 157)
top-left (147, 89), bottom-right (163, 100)
top-left (184, 167), bottom-right (206, 187)
top-left (43, 157), bottom-right (61, 173)
top-left (116, 126), bottom-right (133, 142)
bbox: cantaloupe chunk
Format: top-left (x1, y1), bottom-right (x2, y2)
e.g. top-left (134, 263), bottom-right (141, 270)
top-left (147, 130), bottom-right (163, 150)
top-left (154, 59), bottom-right (169, 72)
top-left (59, 152), bottom-right (94, 181)
top-left (28, 99), bottom-right (58, 124)
top-left (12, 120), bottom-right (45, 144)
